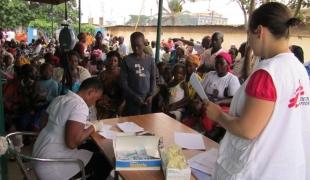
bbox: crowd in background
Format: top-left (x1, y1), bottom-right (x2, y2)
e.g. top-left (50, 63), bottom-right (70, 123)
top-left (0, 28), bottom-right (309, 146)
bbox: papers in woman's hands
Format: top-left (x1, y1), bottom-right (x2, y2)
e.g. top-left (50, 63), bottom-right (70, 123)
top-left (117, 122), bottom-right (144, 133)
top-left (189, 73), bottom-right (209, 101)
top-left (174, 132), bottom-right (206, 150)
top-left (188, 148), bottom-right (218, 175)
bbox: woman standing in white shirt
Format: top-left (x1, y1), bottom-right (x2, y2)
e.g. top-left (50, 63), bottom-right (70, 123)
top-left (205, 2), bottom-right (310, 179)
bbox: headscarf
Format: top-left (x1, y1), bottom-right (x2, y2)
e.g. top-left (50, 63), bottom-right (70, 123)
top-left (18, 56), bottom-right (31, 66)
top-left (216, 52), bottom-right (233, 72)
top-left (186, 54), bottom-right (200, 67)
top-left (91, 49), bottom-right (104, 61)
top-left (50, 55), bottom-right (60, 66)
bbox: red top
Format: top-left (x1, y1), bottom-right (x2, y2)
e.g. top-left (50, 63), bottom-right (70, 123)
top-left (246, 69), bottom-right (277, 101)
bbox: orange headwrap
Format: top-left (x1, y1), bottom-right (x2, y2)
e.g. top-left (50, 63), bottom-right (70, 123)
top-left (186, 54), bottom-right (200, 67)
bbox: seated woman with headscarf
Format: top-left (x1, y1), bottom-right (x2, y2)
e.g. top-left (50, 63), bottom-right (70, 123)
top-left (201, 52), bottom-right (240, 141)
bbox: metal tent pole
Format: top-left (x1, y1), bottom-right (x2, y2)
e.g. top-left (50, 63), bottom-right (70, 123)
top-left (155, 0), bottom-right (163, 63)
top-left (51, 4), bottom-right (54, 38)
top-left (0, 71), bottom-right (7, 180)
top-left (79, 0), bottom-right (81, 33)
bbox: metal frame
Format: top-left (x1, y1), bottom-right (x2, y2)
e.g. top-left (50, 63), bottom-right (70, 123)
top-left (5, 132), bottom-right (86, 180)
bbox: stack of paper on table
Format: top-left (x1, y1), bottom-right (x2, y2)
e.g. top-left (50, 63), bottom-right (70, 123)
top-left (191, 168), bottom-right (212, 180)
top-left (188, 148), bottom-right (218, 176)
top-left (117, 122), bottom-right (144, 133)
top-left (98, 130), bottom-right (118, 140)
top-left (174, 132), bottom-right (206, 150)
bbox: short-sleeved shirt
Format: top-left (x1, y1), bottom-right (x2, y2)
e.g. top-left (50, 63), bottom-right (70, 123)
top-left (33, 91), bottom-right (92, 180)
top-left (202, 71), bottom-right (240, 99)
top-left (35, 79), bottom-right (59, 103)
top-left (245, 69), bottom-right (277, 101)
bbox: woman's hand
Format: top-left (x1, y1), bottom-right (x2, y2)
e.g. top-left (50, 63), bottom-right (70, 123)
top-left (204, 101), bottom-right (223, 122)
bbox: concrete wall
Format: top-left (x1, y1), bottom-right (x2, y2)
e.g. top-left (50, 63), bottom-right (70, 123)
top-left (105, 25), bottom-right (310, 62)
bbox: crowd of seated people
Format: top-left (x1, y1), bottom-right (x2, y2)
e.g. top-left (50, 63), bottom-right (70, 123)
top-left (1, 28), bottom-right (309, 148)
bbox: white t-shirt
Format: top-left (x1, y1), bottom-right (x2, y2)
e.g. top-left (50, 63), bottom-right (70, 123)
top-left (118, 44), bottom-right (128, 57)
top-left (33, 91), bottom-right (92, 180)
top-left (34, 44), bottom-right (42, 54)
top-left (202, 71), bottom-right (240, 99)
top-left (6, 31), bottom-right (15, 41)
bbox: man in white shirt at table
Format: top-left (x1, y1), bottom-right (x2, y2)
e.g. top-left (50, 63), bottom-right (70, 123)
top-left (33, 77), bottom-right (112, 180)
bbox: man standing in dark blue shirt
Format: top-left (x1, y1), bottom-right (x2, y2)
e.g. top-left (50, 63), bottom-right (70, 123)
top-left (120, 32), bottom-right (156, 116)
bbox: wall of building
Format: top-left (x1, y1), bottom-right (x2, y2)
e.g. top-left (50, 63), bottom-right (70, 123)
top-left (105, 25), bottom-right (310, 61)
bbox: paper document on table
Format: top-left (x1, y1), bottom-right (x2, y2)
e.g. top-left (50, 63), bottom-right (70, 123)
top-left (174, 132), bottom-right (206, 150)
top-left (98, 130), bottom-right (117, 140)
top-left (189, 73), bottom-right (209, 101)
top-left (117, 122), bottom-right (144, 133)
top-left (85, 121), bottom-right (112, 131)
top-left (191, 168), bottom-right (212, 180)
top-left (97, 124), bottom-right (112, 132)
top-left (188, 148), bottom-right (218, 175)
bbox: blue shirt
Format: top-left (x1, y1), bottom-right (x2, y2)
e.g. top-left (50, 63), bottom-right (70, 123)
top-left (35, 79), bottom-right (59, 103)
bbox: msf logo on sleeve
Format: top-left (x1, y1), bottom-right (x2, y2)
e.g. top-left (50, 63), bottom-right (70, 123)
top-left (288, 81), bottom-right (310, 108)
top-left (135, 64), bottom-right (146, 77)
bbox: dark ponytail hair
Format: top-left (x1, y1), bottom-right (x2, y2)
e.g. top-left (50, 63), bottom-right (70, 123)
top-left (249, 2), bottom-right (301, 39)
top-left (286, 17), bottom-right (301, 27)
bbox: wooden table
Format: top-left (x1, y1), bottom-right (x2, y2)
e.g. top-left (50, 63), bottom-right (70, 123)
top-left (91, 113), bottom-right (219, 180)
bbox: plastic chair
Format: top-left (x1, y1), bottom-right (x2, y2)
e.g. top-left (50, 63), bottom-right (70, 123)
top-left (6, 131), bottom-right (87, 180)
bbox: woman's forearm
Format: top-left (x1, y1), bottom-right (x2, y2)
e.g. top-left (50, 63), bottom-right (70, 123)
top-left (217, 112), bottom-right (253, 140)
top-left (207, 96), bottom-right (274, 140)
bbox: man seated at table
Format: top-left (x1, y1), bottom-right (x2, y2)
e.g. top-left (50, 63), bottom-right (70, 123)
top-left (32, 77), bottom-right (112, 180)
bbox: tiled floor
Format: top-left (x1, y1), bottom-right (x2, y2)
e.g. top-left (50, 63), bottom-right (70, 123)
top-left (7, 145), bottom-right (115, 180)
top-left (8, 145), bottom-right (33, 180)
top-left (8, 159), bottom-right (24, 180)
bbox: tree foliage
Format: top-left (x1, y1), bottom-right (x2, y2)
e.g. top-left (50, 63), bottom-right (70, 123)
top-left (156, 0), bottom-right (191, 25)
top-left (0, 0), bottom-right (78, 34)
top-left (73, 24), bottom-right (96, 35)
top-left (0, 0), bottom-right (37, 28)
top-left (233, 0), bottom-right (310, 26)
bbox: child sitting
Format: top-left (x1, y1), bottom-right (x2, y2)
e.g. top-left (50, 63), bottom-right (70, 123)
top-left (182, 55), bottom-right (204, 130)
top-left (163, 63), bottom-right (189, 120)
top-left (35, 63), bottom-right (59, 105)
top-left (34, 63), bottom-right (59, 130)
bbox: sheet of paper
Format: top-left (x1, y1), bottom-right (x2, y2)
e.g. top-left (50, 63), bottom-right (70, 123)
top-left (98, 130), bottom-right (117, 140)
top-left (188, 148), bottom-right (218, 175)
top-left (189, 73), bottom-right (209, 101)
top-left (84, 121), bottom-right (112, 132)
top-left (117, 122), bottom-right (144, 133)
top-left (174, 132), bottom-right (206, 150)
top-left (97, 124), bottom-right (112, 132)
top-left (191, 168), bottom-right (212, 180)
